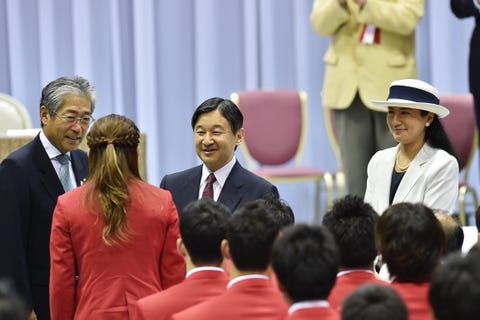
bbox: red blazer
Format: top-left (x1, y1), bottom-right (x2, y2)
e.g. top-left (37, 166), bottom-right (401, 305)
top-left (390, 281), bottom-right (433, 320)
top-left (328, 270), bottom-right (388, 311)
top-left (50, 180), bottom-right (185, 320)
top-left (172, 277), bottom-right (289, 320)
top-left (286, 305), bottom-right (339, 320)
top-left (136, 269), bottom-right (229, 320)
top-left (224, 259), bottom-right (282, 294)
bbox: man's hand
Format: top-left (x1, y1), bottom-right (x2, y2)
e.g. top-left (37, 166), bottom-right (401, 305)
top-left (29, 310), bottom-right (37, 320)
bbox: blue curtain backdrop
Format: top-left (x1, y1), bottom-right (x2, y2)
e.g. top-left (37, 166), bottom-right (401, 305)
top-left (0, 0), bottom-right (476, 222)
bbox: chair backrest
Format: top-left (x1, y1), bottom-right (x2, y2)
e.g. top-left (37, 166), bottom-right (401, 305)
top-left (0, 93), bottom-right (32, 133)
top-left (231, 89), bottom-right (306, 169)
top-left (439, 94), bottom-right (477, 173)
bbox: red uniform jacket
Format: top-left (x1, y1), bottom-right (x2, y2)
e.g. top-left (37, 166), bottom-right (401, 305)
top-left (172, 276), bottom-right (288, 320)
top-left (286, 304), bottom-right (339, 320)
top-left (328, 270), bottom-right (388, 311)
top-left (390, 281), bottom-right (433, 320)
top-left (49, 180), bottom-right (185, 320)
top-left (136, 268), bottom-right (228, 320)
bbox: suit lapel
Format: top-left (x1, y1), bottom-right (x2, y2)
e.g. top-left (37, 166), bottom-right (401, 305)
top-left (32, 136), bottom-right (88, 198)
top-left (393, 144), bottom-right (431, 203)
top-left (376, 147), bottom-right (397, 212)
top-left (218, 161), bottom-right (243, 212)
top-left (184, 167), bottom-right (202, 201)
top-left (70, 150), bottom-right (88, 186)
top-left (175, 166), bottom-right (202, 212)
top-left (31, 136), bottom-right (65, 201)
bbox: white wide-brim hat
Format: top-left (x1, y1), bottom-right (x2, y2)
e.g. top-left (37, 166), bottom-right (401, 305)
top-left (371, 79), bottom-right (450, 118)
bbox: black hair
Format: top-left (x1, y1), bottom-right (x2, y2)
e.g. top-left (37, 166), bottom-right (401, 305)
top-left (180, 198), bottom-right (231, 265)
top-left (191, 97), bottom-right (243, 134)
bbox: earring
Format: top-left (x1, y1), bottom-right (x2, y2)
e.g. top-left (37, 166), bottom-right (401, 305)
top-left (425, 122), bottom-right (430, 127)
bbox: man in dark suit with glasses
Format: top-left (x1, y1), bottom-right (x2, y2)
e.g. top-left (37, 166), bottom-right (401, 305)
top-left (0, 76), bottom-right (96, 320)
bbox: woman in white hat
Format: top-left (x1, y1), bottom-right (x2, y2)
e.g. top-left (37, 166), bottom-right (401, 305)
top-left (364, 79), bottom-right (459, 215)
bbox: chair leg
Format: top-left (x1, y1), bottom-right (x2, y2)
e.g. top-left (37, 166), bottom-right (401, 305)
top-left (465, 186), bottom-right (479, 226)
top-left (470, 186), bottom-right (479, 211)
top-left (458, 185), bottom-right (479, 226)
top-left (313, 173), bottom-right (334, 225)
top-left (335, 171), bottom-right (346, 198)
top-left (324, 172), bottom-right (334, 211)
top-left (314, 179), bottom-right (321, 225)
top-left (459, 185), bottom-right (467, 226)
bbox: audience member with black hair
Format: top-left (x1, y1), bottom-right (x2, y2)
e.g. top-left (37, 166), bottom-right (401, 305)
top-left (249, 197), bottom-right (295, 293)
top-left (342, 284), bottom-right (408, 320)
top-left (429, 244), bottom-right (480, 320)
top-left (262, 197), bottom-right (295, 228)
top-left (136, 198), bottom-right (231, 320)
top-left (435, 212), bottom-right (464, 255)
top-left (376, 202), bottom-right (445, 320)
top-left (172, 200), bottom-right (288, 320)
top-left (272, 224), bottom-right (339, 320)
top-left (323, 195), bottom-right (387, 311)
top-left (160, 97), bottom-right (279, 216)
top-left (224, 197), bottom-right (294, 279)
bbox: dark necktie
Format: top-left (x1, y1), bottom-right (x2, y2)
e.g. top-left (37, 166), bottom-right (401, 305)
top-left (202, 173), bottom-right (216, 199)
top-left (56, 154), bottom-right (74, 192)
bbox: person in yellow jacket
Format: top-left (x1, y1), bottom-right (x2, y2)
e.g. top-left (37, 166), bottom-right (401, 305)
top-left (310, 0), bottom-right (425, 197)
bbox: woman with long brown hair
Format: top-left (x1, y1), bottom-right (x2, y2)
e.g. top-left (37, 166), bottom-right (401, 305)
top-left (49, 114), bottom-right (185, 319)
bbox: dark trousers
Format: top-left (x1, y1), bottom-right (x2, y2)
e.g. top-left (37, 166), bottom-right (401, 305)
top-left (334, 94), bottom-right (396, 197)
top-left (32, 284), bottom-right (50, 320)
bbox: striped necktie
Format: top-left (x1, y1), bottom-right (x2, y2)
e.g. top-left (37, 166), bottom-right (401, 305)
top-left (56, 154), bottom-right (74, 192)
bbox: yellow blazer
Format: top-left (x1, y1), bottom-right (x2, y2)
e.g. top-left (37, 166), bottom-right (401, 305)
top-left (364, 143), bottom-right (459, 215)
top-left (310, 0), bottom-right (425, 110)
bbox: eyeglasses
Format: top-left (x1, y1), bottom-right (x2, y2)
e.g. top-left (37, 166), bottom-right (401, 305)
top-left (54, 112), bottom-right (94, 125)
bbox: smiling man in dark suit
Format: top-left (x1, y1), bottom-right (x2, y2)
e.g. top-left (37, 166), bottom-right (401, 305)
top-left (0, 76), bottom-right (97, 320)
top-left (160, 97), bottom-right (279, 215)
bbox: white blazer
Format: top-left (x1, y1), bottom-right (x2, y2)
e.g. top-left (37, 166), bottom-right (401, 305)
top-left (364, 143), bottom-right (459, 215)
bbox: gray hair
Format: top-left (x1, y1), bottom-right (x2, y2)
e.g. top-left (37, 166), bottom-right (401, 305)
top-left (40, 76), bottom-right (97, 116)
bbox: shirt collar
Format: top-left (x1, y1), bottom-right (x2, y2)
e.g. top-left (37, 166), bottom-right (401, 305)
top-left (201, 156), bottom-right (236, 188)
top-left (186, 266), bottom-right (224, 278)
top-left (337, 269), bottom-right (376, 277)
top-left (288, 300), bottom-right (330, 314)
top-left (227, 274), bottom-right (269, 288)
top-left (40, 130), bottom-right (70, 160)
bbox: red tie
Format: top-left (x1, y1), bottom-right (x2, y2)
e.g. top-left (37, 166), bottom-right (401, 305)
top-left (202, 173), bottom-right (216, 199)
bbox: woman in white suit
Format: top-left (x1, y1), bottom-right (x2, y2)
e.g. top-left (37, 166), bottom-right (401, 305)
top-left (364, 79), bottom-right (459, 215)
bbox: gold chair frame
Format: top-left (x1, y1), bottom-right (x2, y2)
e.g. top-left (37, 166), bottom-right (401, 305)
top-left (323, 106), bottom-right (346, 201)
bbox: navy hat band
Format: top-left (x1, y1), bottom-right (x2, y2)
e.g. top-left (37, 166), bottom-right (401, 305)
top-left (388, 85), bottom-right (439, 105)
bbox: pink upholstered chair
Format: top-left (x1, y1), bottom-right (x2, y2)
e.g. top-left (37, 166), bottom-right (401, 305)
top-left (440, 94), bottom-right (479, 225)
top-left (230, 89), bottom-right (334, 223)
